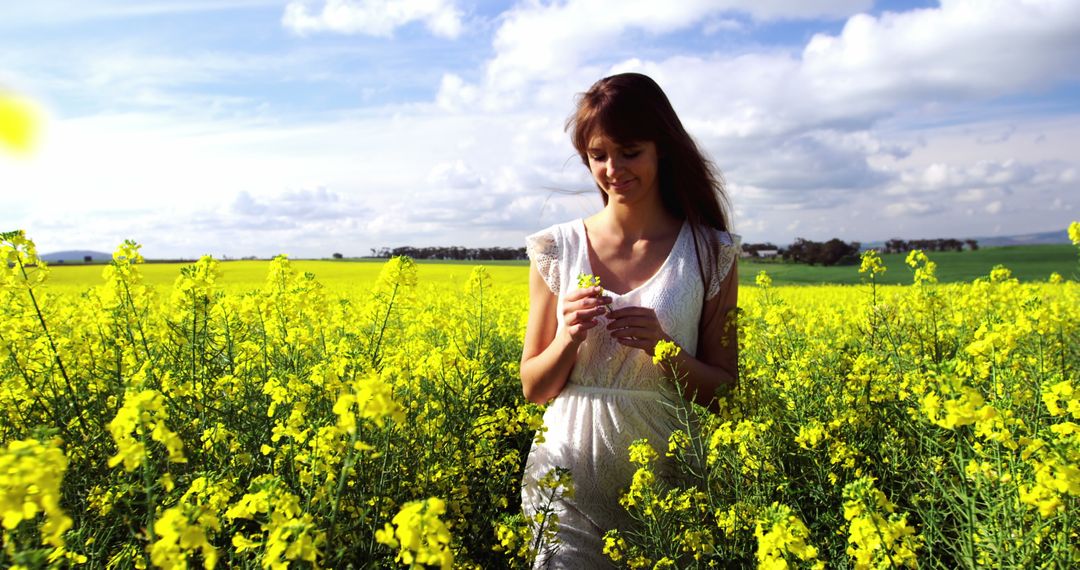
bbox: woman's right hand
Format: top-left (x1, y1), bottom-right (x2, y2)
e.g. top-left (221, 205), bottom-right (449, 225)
top-left (562, 286), bottom-right (611, 344)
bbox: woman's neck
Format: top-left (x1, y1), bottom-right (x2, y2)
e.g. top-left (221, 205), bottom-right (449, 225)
top-left (594, 200), bottom-right (681, 242)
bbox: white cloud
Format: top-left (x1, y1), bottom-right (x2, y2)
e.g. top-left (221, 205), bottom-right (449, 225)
top-left (443, 0), bottom-right (1080, 133)
top-left (7, 0), bottom-right (1080, 253)
top-left (954, 188), bottom-right (987, 203)
top-left (893, 159), bottom-right (1065, 195)
top-left (428, 159), bottom-right (482, 189)
top-left (884, 201), bottom-right (934, 218)
top-left (282, 0), bottom-right (463, 38)
top-left (439, 0), bottom-right (870, 112)
top-left (799, 1), bottom-right (1080, 109)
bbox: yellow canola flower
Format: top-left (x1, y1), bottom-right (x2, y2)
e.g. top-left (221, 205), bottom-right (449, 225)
top-left (795, 421), bottom-right (827, 450)
top-left (1069, 221), bottom-right (1080, 246)
top-left (628, 439), bottom-right (658, 466)
top-left (755, 503), bottom-right (823, 570)
top-left (150, 507), bottom-right (218, 570)
top-left (602, 530), bottom-right (627, 562)
top-left (0, 94), bottom-right (39, 154)
top-left (107, 389), bottom-right (186, 471)
top-left (225, 475), bottom-right (324, 567)
top-left (652, 339), bottom-right (681, 366)
top-left (859, 249), bottom-right (886, 277)
top-left (905, 249), bottom-right (937, 285)
top-left (376, 497), bottom-right (454, 569)
top-left (576, 272), bottom-right (602, 291)
top-left (1042, 380), bottom-right (1080, 419)
top-left (920, 386), bottom-right (997, 430)
top-left (0, 439), bottom-right (72, 549)
top-left (843, 477), bottom-right (921, 569)
top-left (333, 371), bottom-right (406, 432)
top-left (755, 270), bottom-right (772, 288)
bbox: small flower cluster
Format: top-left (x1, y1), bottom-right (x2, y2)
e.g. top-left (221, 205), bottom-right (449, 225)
top-left (376, 497), bottom-right (454, 569)
top-left (754, 503), bottom-right (823, 570)
top-left (905, 249), bottom-right (938, 285)
top-left (858, 249), bottom-right (886, 278)
top-left (652, 339), bottom-right (681, 365)
top-left (107, 389), bottom-right (186, 471)
top-left (576, 272), bottom-right (602, 291)
top-left (843, 477), bottom-right (921, 569)
top-left (0, 438), bottom-right (73, 551)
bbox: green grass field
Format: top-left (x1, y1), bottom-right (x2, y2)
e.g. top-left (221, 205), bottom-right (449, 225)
top-left (41, 244), bottom-right (1076, 293)
top-left (740, 244), bottom-right (1077, 285)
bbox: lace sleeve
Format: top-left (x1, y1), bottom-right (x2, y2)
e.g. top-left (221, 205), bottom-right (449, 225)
top-left (525, 227), bottom-right (560, 294)
top-left (700, 229), bottom-right (741, 301)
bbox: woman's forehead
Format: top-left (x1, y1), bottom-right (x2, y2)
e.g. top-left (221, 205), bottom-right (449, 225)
top-left (586, 132), bottom-right (647, 148)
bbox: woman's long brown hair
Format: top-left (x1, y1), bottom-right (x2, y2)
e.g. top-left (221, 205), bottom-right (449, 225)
top-left (566, 72), bottom-right (733, 286)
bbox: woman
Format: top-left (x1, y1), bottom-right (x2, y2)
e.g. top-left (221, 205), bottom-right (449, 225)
top-left (520, 72), bottom-right (740, 567)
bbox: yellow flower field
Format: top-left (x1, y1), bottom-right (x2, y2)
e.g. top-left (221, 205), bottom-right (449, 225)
top-left (1, 229), bottom-right (1077, 568)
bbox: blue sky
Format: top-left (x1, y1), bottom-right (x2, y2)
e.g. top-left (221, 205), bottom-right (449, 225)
top-left (2, 0), bottom-right (1078, 258)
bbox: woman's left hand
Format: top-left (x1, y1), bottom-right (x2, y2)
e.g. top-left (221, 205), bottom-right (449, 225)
top-left (605, 306), bottom-right (672, 355)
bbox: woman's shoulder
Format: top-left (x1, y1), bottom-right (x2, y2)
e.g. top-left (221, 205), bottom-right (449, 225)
top-left (689, 225), bottom-right (741, 300)
top-left (525, 219), bottom-right (582, 252)
top-left (693, 225), bottom-right (742, 250)
top-left (525, 219), bottom-right (582, 294)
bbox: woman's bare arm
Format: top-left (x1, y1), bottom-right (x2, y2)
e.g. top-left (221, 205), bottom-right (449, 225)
top-left (520, 260), bottom-right (611, 404)
top-left (662, 260), bottom-right (739, 406)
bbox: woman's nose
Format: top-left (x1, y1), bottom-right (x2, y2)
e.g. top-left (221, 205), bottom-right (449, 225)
top-left (605, 156), bottom-right (622, 177)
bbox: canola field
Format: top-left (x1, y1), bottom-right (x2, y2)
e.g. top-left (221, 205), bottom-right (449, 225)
top-left (1, 228), bottom-right (1078, 569)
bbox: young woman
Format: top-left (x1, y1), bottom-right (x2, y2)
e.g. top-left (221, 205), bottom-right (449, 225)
top-left (520, 73), bottom-right (740, 567)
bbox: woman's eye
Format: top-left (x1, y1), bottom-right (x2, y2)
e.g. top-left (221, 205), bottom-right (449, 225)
top-left (589, 155), bottom-right (606, 162)
top-left (623, 151), bottom-right (641, 159)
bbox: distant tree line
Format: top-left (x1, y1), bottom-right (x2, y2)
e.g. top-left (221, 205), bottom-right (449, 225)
top-left (743, 236), bottom-right (982, 267)
top-left (882, 238), bottom-right (978, 253)
top-left (781, 238), bottom-right (862, 266)
top-left (369, 246), bottom-right (527, 260)
top-left (364, 235), bottom-right (979, 265)
top-left (741, 242), bottom-right (780, 257)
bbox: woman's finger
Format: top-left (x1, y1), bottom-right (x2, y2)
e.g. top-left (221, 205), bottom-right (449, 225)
top-left (615, 337), bottom-right (652, 350)
top-left (605, 306), bottom-right (655, 319)
top-left (605, 316), bottom-right (656, 331)
top-left (607, 326), bottom-right (655, 340)
top-left (565, 286), bottom-right (605, 302)
top-left (568, 307), bottom-right (605, 326)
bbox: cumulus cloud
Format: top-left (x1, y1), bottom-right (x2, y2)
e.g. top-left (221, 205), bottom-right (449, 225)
top-left (441, 0), bottom-right (869, 111)
top-left (9, 0), bottom-right (1080, 254)
top-left (231, 187), bottom-right (358, 222)
top-left (728, 132), bottom-right (893, 192)
top-left (427, 159), bottom-right (482, 189)
top-left (442, 0), bottom-right (1080, 131)
top-left (799, 1), bottom-right (1080, 108)
top-left (884, 200), bottom-right (935, 218)
top-left (282, 0), bottom-right (463, 38)
top-left (892, 159), bottom-right (1066, 194)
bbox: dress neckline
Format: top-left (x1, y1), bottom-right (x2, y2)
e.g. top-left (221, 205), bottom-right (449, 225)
top-left (578, 218), bottom-right (687, 297)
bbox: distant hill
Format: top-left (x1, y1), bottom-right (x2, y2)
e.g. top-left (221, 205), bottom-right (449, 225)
top-left (860, 228), bottom-right (1070, 251)
top-left (970, 230), bottom-right (1071, 247)
top-left (40, 250), bottom-right (111, 263)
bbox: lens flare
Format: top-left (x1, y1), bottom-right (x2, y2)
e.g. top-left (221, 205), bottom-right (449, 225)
top-left (0, 94), bottom-right (40, 154)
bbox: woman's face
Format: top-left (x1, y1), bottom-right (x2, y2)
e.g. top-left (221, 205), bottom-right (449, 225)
top-left (585, 133), bottom-right (660, 205)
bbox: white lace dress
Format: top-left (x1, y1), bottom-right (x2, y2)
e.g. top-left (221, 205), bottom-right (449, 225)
top-left (522, 218), bottom-right (739, 569)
